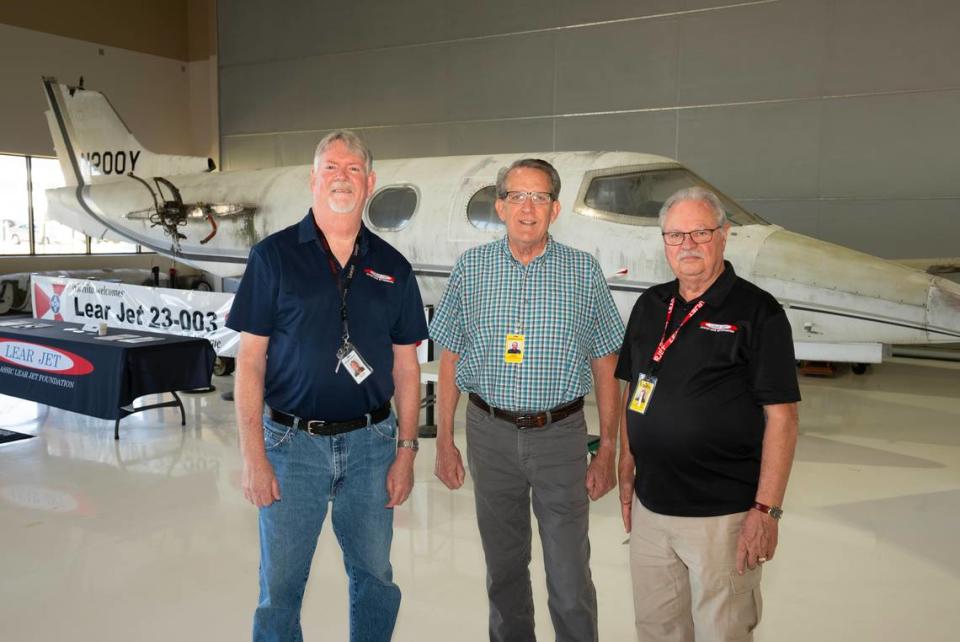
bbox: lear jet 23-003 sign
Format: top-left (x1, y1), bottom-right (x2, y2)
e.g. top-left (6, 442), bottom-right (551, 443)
top-left (40, 77), bottom-right (960, 365)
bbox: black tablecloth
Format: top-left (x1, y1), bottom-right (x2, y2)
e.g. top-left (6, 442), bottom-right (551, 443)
top-left (0, 321), bottom-right (215, 420)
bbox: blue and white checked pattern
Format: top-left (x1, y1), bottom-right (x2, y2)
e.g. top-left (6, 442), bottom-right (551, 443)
top-left (430, 236), bottom-right (625, 411)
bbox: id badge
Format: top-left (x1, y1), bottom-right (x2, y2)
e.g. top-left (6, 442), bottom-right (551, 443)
top-left (503, 333), bottom-right (525, 364)
top-left (628, 373), bottom-right (657, 414)
top-left (336, 342), bottom-right (373, 384)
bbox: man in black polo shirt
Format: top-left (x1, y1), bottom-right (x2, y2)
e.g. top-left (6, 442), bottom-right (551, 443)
top-left (616, 186), bottom-right (800, 641)
top-left (228, 131), bottom-right (428, 642)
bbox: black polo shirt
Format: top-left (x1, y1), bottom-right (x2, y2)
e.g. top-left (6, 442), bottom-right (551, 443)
top-left (226, 211), bottom-right (428, 421)
top-left (615, 261), bottom-right (800, 517)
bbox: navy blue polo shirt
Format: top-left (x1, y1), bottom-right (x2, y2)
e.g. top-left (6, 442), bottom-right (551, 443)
top-left (227, 211), bottom-right (428, 421)
top-left (615, 262), bottom-right (800, 517)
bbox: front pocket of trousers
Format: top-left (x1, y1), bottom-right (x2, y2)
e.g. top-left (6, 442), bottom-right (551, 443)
top-left (263, 421), bottom-right (293, 450)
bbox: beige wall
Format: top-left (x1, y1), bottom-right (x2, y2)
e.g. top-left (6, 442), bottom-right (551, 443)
top-left (0, 23), bottom-right (217, 160)
top-left (0, 0), bottom-right (206, 62)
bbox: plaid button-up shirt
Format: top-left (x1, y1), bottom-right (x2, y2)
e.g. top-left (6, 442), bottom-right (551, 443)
top-left (430, 236), bottom-right (624, 411)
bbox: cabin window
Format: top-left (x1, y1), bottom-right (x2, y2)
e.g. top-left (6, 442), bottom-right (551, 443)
top-left (367, 186), bottom-right (418, 231)
top-left (576, 167), bottom-right (763, 226)
top-left (467, 185), bottom-right (504, 232)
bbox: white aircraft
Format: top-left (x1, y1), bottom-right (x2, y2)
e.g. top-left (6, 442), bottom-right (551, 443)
top-left (41, 77), bottom-right (960, 367)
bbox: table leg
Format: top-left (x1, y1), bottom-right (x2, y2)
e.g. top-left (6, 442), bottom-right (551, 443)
top-left (172, 390), bottom-right (185, 426)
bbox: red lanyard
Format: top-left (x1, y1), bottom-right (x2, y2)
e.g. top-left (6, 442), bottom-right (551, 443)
top-left (652, 297), bottom-right (705, 364)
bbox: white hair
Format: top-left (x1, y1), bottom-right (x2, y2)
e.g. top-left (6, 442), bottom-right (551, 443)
top-left (658, 187), bottom-right (727, 228)
top-left (312, 130), bottom-right (372, 172)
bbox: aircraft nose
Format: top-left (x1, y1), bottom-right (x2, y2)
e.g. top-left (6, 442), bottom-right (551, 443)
top-left (926, 276), bottom-right (960, 341)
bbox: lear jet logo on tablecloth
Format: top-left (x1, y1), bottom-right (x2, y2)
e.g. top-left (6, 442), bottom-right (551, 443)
top-left (34, 281), bottom-right (67, 321)
top-left (0, 340), bottom-right (95, 375)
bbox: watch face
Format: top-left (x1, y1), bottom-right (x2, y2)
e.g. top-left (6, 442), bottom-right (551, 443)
top-left (769, 506), bottom-right (784, 520)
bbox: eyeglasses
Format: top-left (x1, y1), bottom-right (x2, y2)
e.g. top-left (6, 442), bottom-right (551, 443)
top-left (661, 226), bottom-right (722, 246)
top-left (502, 191), bottom-right (553, 205)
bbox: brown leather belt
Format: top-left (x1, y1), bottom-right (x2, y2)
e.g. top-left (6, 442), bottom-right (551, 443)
top-left (468, 393), bottom-right (584, 429)
top-left (269, 402), bottom-right (391, 436)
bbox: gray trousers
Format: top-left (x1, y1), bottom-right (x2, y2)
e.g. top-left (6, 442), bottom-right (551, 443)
top-left (465, 401), bottom-right (598, 642)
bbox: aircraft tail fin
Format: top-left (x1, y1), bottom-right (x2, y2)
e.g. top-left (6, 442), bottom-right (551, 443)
top-left (41, 77), bottom-right (215, 187)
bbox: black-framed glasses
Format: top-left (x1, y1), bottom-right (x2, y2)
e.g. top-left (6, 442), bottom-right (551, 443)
top-left (661, 226), bottom-right (722, 246)
top-left (502, 191), bottom-right (553, 205)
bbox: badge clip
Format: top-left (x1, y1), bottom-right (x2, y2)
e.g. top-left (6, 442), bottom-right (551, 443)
top-left (628, 373), bottom-right (657, 414)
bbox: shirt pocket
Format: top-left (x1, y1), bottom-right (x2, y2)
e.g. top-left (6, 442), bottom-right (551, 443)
top-left (696, 320), bottom-right (749, 366)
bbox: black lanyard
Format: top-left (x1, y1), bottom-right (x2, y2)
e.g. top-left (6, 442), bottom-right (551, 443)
top-left (317, 228), bottom-right (360, 345)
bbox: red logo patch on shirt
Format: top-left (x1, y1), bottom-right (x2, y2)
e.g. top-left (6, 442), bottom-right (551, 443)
top-left (699, 321), bottom-right (738, 333)
top-left (363, 268), bottom-right (395, 284)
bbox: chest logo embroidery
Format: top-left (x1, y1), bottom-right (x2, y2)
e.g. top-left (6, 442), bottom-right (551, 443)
top-left (699, 321), bottom-right (738, 333)
top-left (363, 268), bottom-right (396, 284)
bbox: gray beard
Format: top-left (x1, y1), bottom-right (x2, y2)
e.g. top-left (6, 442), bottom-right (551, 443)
top-left (328, 196), bottom-right (357, 214)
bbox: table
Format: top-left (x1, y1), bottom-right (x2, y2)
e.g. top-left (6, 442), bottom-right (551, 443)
top-left (0, 320), bottom-right (215, 439)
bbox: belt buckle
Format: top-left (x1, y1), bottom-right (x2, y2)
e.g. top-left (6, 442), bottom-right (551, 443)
top-left (305, 419), bottom-right (327, 435)
top-left (516, 414), bottom-right (546, 429)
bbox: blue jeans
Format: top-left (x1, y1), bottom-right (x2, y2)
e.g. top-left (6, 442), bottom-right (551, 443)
top-left (253, 413), bottom-right (400, 642)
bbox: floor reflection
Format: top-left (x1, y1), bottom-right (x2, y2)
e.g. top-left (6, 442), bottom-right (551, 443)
top-left (0, 364), bottom-right (958, 642)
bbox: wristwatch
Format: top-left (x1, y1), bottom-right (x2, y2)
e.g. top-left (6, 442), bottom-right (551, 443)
top-left (752, 501), bottom-right (783, 520)
top-left (397, 439), bottom-right (419, 452)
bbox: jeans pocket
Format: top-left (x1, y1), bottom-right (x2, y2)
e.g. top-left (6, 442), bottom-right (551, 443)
top-left (262, 419), bottom-right (293, 451)
top-left (369, 414), bottom-right (397, 441)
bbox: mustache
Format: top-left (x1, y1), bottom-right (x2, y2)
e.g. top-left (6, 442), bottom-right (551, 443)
top-left (677, 249), bottom-right (704, 260)
top-left (330, 181), bottom-right (354, 193)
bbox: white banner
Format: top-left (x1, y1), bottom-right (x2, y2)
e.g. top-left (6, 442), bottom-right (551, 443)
top-left (31, 275), bottom-right (239, 357)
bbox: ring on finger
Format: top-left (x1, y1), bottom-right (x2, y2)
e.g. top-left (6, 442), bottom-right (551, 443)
top-left (758, 556), bottom-right (767, 563)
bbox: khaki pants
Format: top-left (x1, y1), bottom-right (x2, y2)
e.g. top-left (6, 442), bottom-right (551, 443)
top-left (629, 497), bottom-right (763, 642)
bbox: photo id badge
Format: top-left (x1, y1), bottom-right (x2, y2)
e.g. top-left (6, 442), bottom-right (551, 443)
top-left (336, 343), bottom-right (373, 384)
top-left (628, 373), bottom-right (658, 414)
top-left (503, 333), bottom-right (526, 364)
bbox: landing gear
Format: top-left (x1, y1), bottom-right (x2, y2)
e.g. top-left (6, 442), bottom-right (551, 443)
top-left (851, 363), bottom-right (868, 375)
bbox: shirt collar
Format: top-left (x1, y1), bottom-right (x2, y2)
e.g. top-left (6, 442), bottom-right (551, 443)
top-left (498, 234), bottom-right (554, 266)
top-left (298, 209), bottom-right (370, 257)
top-left (660, 260), bottom-right (737, 306)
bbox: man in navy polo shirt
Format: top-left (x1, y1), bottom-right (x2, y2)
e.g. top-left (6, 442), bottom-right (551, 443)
top-left (228, 130), bottom-right (428, 642)
top-left (616, 186), bottom-right (800, 641)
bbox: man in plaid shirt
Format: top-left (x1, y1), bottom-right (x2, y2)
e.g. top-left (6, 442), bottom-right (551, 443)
top-left (430, 158), bottom-right (624, 642)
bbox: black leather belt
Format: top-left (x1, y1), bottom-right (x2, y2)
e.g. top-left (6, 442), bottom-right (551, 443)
top-left (269, 402), bottom-right (391, 436)
top-left (469, 393), bottom-right (584, 429)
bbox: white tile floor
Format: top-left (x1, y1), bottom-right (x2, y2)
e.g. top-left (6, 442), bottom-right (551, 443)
top-left (1, 358), bottom-right (959, 642)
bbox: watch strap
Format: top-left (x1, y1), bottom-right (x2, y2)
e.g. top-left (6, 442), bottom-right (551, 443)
top-left (397, 439), bottom-right (419, 451)
top-left (752, 501), bottom-right (783, 519)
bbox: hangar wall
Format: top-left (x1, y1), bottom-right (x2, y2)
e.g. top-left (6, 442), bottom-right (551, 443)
top-left (0, 5), bottom-right (217, 162)
top-left (0, 1), bottom-right (218, 275)
top-left (218, 0), bottom-right (960, 260)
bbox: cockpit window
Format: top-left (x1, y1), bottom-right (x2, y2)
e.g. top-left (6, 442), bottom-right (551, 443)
top-left (575, 166), bottom-right (764, 226)
top-left (467, 185), bottom-right (505, 232)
